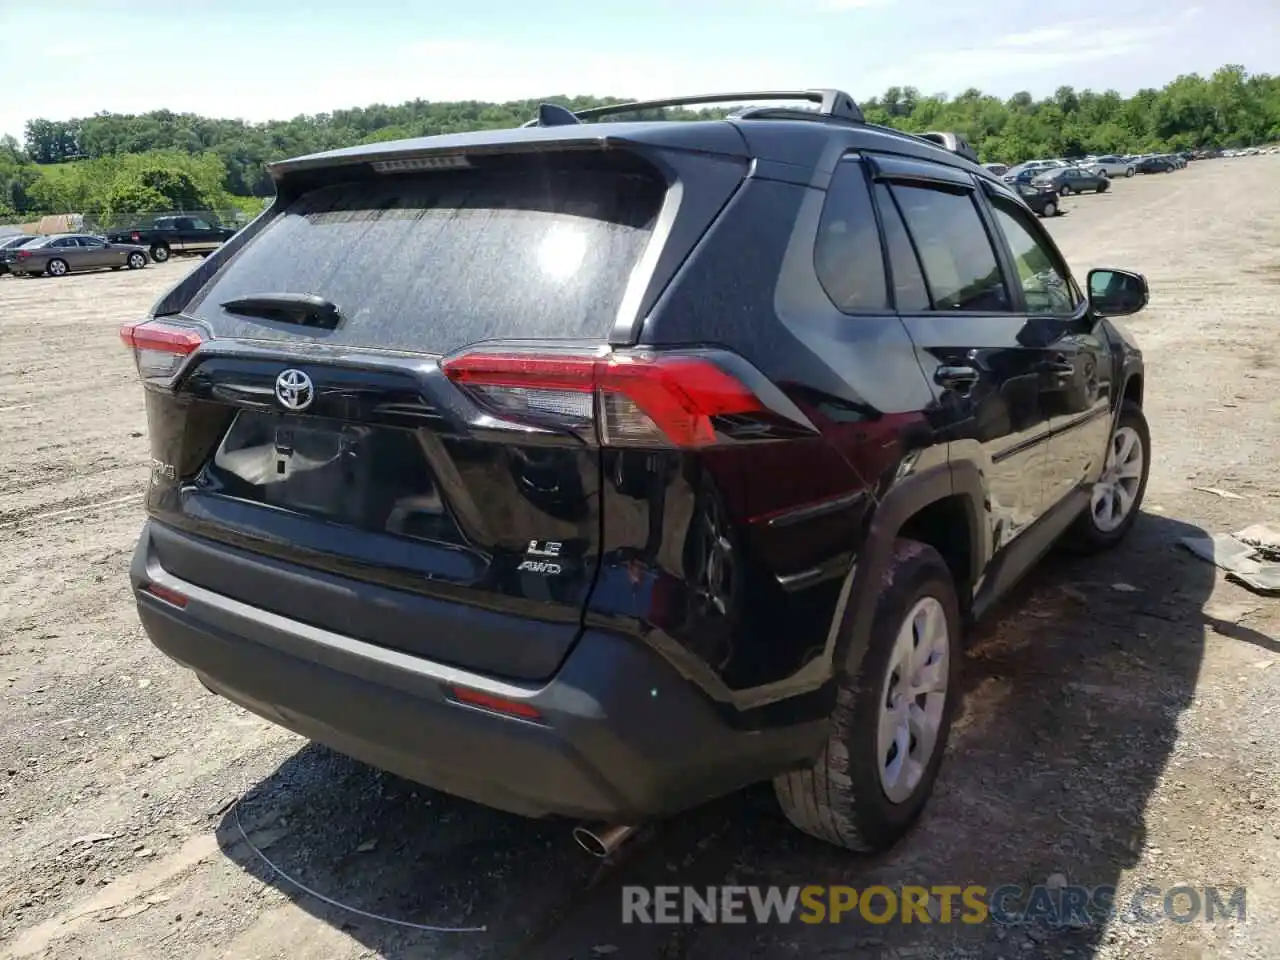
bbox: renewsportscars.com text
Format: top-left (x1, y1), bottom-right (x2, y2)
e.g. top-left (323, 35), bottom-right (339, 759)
top-left (622, 884), bottom-right (1247, 927)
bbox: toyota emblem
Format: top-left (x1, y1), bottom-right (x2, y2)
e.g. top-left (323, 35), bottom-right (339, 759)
top-left (275, 369), bottom-right (314, 411)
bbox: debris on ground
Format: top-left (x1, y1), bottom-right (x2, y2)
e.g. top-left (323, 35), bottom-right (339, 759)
top-left (1194, 486), bottom-right (1246, 500)
top-left (1180, 523), bottom-right (1280, 593)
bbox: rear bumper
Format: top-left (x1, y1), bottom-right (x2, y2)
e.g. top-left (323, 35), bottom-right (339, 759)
top-left (131, 520), bottom-right (824, 820)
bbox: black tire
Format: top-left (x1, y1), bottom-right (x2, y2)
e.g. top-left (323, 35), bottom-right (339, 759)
top-left (1097, 181), bottom-right (1108, 193)
top-left (774, 539), bottom-right (962, 852)
top-left (1063, 400), bottom-right (1150, 553)
top-left (150, 243), bottom-right (170, 263)
top-left (45, 258), bottom-right (69, 278)
top-left (127, 251), bottom-right (147, 270)
top-left (1125, 167), bottom-right (1135, 177)
top-left (1042, 200), bottom-right (1058, 217)
top-left (1059, 184), bottom-right (1072, 196)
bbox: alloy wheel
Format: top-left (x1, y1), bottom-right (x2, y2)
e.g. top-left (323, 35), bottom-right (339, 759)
top-left (877, 596), bottom-right (950, 804)
top-left (1091, 425), bottom-right (1144, 532)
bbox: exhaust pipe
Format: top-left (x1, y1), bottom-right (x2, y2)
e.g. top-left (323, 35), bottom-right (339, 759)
top-left (573, 823), bottom-right (639, 858)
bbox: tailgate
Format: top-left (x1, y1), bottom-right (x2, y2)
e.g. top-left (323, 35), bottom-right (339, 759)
top-left (137, 146), bottom-right (744, 681)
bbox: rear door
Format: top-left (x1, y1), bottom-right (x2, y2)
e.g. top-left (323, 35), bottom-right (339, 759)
top-left (50, 236), bottom-right (83, 268)
top-left (868, 156), bottom-right (1059, 547)
top-left (181, 217), bottom-right (219, 253)
top-left (138, 153), bottom-right (695, 681)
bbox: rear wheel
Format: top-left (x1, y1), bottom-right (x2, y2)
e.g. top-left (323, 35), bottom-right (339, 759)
top-left (1097, 181), bottom-right (1108, 193)
top-left (1125, 167), bottom-right (1135, 177)
top-left (1042, 200), bottom-right (1058, 217)
top-left (46, 258), bottom-right (68, 277)
top-left (1059, 184), bottom-right (1072, 196)
top-left (1064, 401), bottom-right (1150, 552)
top-left (150, 243), bottom-right (170, 263)
top-left (774, 540), bottom-right (961, 852)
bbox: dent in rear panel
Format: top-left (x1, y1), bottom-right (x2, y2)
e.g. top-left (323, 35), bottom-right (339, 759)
top-left (586, 440), bottom-right (868, 699)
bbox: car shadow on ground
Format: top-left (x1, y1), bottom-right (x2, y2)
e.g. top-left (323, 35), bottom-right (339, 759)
top-left (215, 511), bottom-right (1215, 960)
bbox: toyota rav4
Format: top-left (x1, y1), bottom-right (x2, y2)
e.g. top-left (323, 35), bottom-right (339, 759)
top-left (122, 90), bottom-right (1150, 854)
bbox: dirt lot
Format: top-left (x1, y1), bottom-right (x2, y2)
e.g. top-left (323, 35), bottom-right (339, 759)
top-left (2, 157), bottom-right (1279, 960)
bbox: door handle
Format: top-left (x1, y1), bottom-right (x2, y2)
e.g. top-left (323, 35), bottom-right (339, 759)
top-left (934, 365), bottom-right (980, 388)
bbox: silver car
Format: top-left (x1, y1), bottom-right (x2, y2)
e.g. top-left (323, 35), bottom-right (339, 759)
top-left (1088, 155), bottom-right (1137, 178)
top-left (8, 233), bottom-right (150, 278)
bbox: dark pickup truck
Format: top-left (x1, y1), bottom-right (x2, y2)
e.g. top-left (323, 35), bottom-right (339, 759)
top-left (106, 215), bottom-right (237, 264)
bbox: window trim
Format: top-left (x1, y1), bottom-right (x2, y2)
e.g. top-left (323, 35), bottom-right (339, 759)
top-left (981, 186), bottom-right (1088, 316)
top-left (811, 155), bottom-right (896, 317)
top-left (865, 152), bottom-right (975, 189)
top-left (869, 179), bottom-right (934, 311)
top-left (884, 179), bottom-right (1014, 315)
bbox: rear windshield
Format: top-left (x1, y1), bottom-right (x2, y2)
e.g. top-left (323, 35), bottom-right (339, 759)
top-left (188, 164), bottom-right (666, 354)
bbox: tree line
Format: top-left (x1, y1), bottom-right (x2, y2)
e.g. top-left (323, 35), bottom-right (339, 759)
top-left (2, 64), bottom-right (1277, 221)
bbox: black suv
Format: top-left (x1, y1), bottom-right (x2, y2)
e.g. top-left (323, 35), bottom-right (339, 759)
top-left (122, 90), bottom-right (1150, 855)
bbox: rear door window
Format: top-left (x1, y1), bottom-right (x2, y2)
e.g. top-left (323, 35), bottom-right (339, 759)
top-left (888, 184), bottom-right (1010, 312)
top-left (189, 165), bottom-right (666, 354)
top-left (872, 183), bottom-right (931, 313)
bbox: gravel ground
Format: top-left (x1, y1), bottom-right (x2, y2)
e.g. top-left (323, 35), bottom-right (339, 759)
top-left (1, 156), bottom-right (1278, 960)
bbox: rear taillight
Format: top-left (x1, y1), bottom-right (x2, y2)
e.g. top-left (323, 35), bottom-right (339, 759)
top-left (119, 319), bottom-right (205, 384)
top-left (441, 348), bottom-right (765, 448)
top-left (16, 250), bottom-right (29, 259)
top-left (130, 232), bottom-right (141, 242)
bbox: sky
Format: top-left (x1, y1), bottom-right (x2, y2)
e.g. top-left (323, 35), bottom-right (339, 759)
top-left (1, 0), bottom-right (1276, 141)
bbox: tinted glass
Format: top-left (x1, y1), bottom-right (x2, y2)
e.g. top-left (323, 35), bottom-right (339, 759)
top-left (190, 167), bottom-right (665, 354)
top-left (990, 201), bottom-right (1077, 315)
top-left (814, 160), bottom-right (888, 313)
top-left (873, 183), bottom-right (930, 312)
top-left (890, 185), bottom-right (1010, 312)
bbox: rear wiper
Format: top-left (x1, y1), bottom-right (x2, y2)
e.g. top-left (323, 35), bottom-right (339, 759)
top-left (220, 293), bottom-right (344, 330)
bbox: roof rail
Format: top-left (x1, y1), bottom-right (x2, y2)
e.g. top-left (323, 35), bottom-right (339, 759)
top-left (523, 89), bottom-right (864, 127)
top-left (915, 131), bottom-right (980, 163)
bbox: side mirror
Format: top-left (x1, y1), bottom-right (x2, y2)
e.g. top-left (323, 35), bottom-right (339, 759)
top-left (1087, 268), bottom-right (1148, 316)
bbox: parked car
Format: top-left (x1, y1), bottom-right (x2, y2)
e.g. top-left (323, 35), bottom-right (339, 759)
top-left (105, 215), bottom-right (238, 264)
top-left (1004, 167), bottom-right (1043, 187)
top-left (8, 233), bottom-right (149, 277)
top-left (1033, 165), bottom-right (1110, 195)
top-left (121, 89), bottom-right (1151, 856)
top-left (0, 233), bottom-right (37, 274)
top-left (1089, 155), bottom-right (1137, 178)
top-left (1016, 182), bottom-right (1061, 217)
top-left (1136, 155), bottom-right (1176, 174)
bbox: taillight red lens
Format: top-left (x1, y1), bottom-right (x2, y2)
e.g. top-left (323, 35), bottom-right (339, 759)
top-left (119, 320), bottom-right (205, 383)
top-left (442, 349), bottom-right (764, 448)
top-left (130, 232), bottom-right (141, 242)
top-left (448, 686), bottom-right (542, 720)
top-left (16, 250), bottom-right (29, 259)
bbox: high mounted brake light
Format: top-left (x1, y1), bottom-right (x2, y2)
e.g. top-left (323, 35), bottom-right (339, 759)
top-left (441, 348), bottom-right (764, 448)
top-left (119, 319), bottom-right (205, 384)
